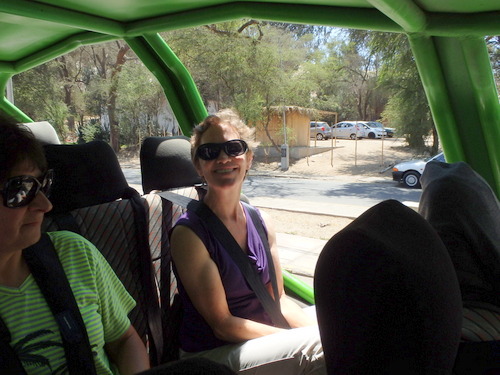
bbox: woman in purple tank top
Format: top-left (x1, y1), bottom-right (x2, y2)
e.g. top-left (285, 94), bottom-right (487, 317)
top-left (170, 109), bottom-right (326, 374)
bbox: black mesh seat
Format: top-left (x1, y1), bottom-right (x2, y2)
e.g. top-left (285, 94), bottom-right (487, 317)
top-left (314, 199), bottom-right (462, 374)
top-left (41, 140), bottom-right (163, 365)
top-left (140, 136), bottom-right (203, 362)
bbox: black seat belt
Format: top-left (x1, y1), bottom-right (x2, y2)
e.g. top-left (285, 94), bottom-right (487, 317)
top-left (45, 187), bottom-right (164, 366)
top-left (0, 318), bottom-right (25, 374)
top-left (0, 233), bottom-right (97, 374)
top-left (242, 201), bottom-right (284, 319)
top-left (158, 191), bottom-right (290, 329)
top-left (124, 187), bottom-right (164, 365)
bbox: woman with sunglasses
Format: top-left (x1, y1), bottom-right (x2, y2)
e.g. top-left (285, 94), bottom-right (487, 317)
top-left (0, 115), bottom-right (150, 374)
top-left (170, 109), bottom-right (325, 374)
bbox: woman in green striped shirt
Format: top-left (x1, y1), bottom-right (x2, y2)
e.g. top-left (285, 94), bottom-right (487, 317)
top-left (0, 114), bottom-right (150, 374)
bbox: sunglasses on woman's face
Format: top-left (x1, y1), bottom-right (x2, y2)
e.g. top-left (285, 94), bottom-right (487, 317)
top-left (196, 139), bottom-right (248, 161)
top-left (1, 169), bottom-right (54, 208)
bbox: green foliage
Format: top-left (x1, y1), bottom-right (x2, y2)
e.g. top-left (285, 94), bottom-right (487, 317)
top-left (164, 22), bottom-right (309, 121)
top-left (15, 21), bottom-right (492, 155)
top-left (115, 61), bottom-right (166, 146)
top-left (13, 62), bottom-right (70, 140)
top-left (77, 119), bottom-right (109, 143)
top-left (276, 124), bottom-right (297, 145)
top-left (381, 90), bottom-right (432, 150)
top-left (347, 30), bottom-right (437, 150)
top-left (486, 36), bottom-right (500, 93)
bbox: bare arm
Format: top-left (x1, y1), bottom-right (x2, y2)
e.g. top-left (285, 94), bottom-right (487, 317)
top-left (105, 325), bottom-right (150, 375)
top-left (171, 225), bottom-right (286, 343)
top-left (260, 211), bottom-right (317, 328)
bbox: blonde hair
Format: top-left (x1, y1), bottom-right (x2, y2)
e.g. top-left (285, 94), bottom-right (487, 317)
top-left (191, 109), bottom-right (259, 162)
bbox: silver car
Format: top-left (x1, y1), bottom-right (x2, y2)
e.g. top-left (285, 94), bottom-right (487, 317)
top-left (310, 121), bottom-right (332, 140)
top-left (361, 122), bottom-right (387, 139)
top-left (331, 121), bottom-right (366, 139)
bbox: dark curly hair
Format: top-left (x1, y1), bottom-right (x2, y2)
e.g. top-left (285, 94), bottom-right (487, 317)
top-left (0, 112), bottom-right (47, 184)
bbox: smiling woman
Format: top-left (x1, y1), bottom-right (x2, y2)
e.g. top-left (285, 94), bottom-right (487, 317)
top-left (169, 109), bottom-right (326, 374)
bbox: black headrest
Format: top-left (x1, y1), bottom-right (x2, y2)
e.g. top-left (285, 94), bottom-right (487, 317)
top-left (44, 141), bottom-right (131, 214)
top-left (140, 136), bottom-right (202, 194)
top-left (419, 161), bottom-right (500, 308)
top-left (315, 199), bottom-right (462, 373)
top-left (22, 121), bottom-right (61, 145)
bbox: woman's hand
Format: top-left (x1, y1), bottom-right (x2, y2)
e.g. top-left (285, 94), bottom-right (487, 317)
top-left (260, 210), bottom-right (317, 328)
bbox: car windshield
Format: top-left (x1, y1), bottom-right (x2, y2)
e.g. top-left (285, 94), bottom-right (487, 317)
top-left (367, 122), bottom-right (384, 128)
top-left (425, 153), bottom-right (444, 162)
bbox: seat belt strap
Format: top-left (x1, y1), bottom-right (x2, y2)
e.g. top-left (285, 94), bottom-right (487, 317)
top-left (0, 316), bottom-right (27, 374)
top-left (158, 191), bottom-right (290, 329)
top-left (242, 202), bottom-right (282, 311)
top-left (124, 187), bottom-right (164, 365)
top-left (22, 233), bottom-right (97, 375)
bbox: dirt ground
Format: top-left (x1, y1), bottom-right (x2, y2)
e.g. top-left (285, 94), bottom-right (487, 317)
top-left (119, 137), bottom-right (423, 240)
top-left (250, 137), bottom-right (421, 240)
top-left (252, 137), bottom-right (422, 179)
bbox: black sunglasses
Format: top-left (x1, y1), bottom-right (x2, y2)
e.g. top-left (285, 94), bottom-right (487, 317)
top-left (196, 139), bottom-right (248, 161)
top-left (1, 169), bottom-right (54, 208)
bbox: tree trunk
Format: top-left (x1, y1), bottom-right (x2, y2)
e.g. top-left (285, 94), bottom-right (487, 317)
top-left (107, 43), bottom-right (130, 152)
top-left (263, 109), bottom-right (281, 152)
top-left (57, 55), bottom-right (75, 133)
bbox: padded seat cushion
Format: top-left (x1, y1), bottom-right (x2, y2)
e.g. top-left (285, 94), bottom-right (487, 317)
top-left (42, 199), bottom-right (148, 340)
top-left (23, 121), bottom-right (61, 145)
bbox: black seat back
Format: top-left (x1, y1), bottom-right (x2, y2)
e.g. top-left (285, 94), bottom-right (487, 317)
top-left (41, 140), bottom-right (163, 365)
top-left (140, 136), bottom-right (201, 194)
top-left (315, 199), bottom-right (462, 374)
top-left (419, 161), bottom-right (500, 374)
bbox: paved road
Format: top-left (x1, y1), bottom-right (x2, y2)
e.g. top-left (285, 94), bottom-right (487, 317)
top-left (244, 174), bottom-right (421, 211)
top-left (122, 168), bottom-right (143, 193)
top-left (243, 174), bottom-right (422, 219)
top-left (122, 167), bottom-right (422, 217)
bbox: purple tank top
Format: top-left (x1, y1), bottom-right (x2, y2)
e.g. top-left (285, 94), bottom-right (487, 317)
top-left (172, 204), bottom-right (273, 352)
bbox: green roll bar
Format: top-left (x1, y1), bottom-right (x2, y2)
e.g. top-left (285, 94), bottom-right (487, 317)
top-left (0, 0), bottom-right (499, 302)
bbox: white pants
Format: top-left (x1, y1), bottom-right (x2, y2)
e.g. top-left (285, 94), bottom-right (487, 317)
top-left (180, 324), bottom-right (326, 374)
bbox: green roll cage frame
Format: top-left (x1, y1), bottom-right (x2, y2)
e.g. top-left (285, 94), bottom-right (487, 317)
top-left (0, 1), bottom-right (499, 303)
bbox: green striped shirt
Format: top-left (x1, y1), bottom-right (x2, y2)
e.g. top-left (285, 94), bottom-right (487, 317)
top-left (0, 231), bottom-right (136, 374)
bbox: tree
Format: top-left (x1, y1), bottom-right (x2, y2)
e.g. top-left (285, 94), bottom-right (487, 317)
top-left (348, 30), bottom-right (437, 152)
top-left (163, 21), bottom-right (311, 149)
top-left (486, 35), bottom-right (499, 93)
top-left (80, 41), bottom-right (134, 152)
top-left (116, 61), bottom-right (166, 147)
top-left (12, 62), bottom-right (70, 140)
